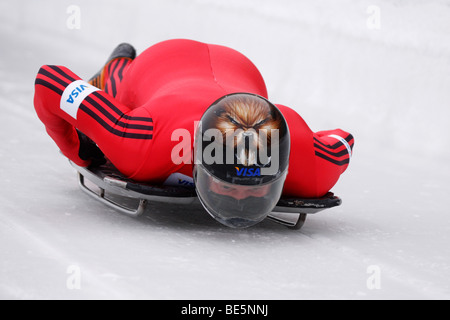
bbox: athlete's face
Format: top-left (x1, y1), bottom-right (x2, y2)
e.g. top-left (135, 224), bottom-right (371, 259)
top-left (209, 177), bottom-right (271, 200)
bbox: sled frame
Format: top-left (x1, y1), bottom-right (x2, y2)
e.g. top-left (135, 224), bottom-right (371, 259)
top-left (72, 161), bottom-right (341, 229)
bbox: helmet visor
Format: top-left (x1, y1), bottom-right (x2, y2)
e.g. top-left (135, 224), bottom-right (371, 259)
top-left (194, 164), bottom-right (287, 228)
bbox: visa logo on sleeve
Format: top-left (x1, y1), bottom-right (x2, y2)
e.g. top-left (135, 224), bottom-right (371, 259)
top-left (60, 80), bottom-right (99, 119)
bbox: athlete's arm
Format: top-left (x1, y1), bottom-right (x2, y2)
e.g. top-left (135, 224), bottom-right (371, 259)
top-left (313, 129), bottom-right (354, 172)
top-left (276, 104), bottom-right (354, 198)
top-left (34, 65), bottom-right (154, 178)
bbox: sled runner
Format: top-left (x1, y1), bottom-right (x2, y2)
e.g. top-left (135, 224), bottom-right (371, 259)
top-left (70, 161), bottom-right (342, 229)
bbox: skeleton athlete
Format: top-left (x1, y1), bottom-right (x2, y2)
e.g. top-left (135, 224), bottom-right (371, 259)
top-left (34, 39), bottom-right (354, 227)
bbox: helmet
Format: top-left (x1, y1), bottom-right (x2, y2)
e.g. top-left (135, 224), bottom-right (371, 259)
top-left (193, 93), bottom-right (290, 228)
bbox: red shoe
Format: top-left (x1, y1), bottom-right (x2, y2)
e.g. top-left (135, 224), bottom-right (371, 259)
top-left (88, 43), bottom-right (136, 92)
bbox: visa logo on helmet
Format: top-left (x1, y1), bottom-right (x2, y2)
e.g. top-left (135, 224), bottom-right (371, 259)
top-left (235, 167), bottom-right (261, 177)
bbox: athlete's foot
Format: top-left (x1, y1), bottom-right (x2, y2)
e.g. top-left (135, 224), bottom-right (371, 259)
top-left (88, 43), bottom-right (136, 90)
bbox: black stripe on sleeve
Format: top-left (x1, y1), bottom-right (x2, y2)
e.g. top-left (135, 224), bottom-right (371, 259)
top-left (38, 68), bottom-right (70, 88)
top-left (348, 134), bottom-right (355, 150)
top-left (84, 96), bottom-right (153, 131)
top-left (47, 65), bottom-right (77, 83)
top-left (314, 135), bottom-right (354, 150)
top-left (346, 134), bottom-right (354, 143)
top-left (92, 91), bottom-right (125, 117)
top-left (314, 143), bottom-right (349, 158)
top-left (35, 78), bottom-right (63, 95)
top-left (79, 104), bottom-right (153, 140)
top-left (92, 92), bottom-right (153, 123)
top-left (314, 137), bottom-right (341, 150)
top-left (315, 151), bottom-right (350, 166)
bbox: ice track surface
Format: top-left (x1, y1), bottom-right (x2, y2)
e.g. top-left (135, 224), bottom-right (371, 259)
top-left (1, 0), bottom-right (450, 299)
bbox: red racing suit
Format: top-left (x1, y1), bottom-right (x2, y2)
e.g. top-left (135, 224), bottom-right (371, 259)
top-left (34, 39), bottom-right (354, 198)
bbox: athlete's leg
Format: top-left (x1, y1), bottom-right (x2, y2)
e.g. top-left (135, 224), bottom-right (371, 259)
top-left (89, 43), bottom-right (136, 98)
